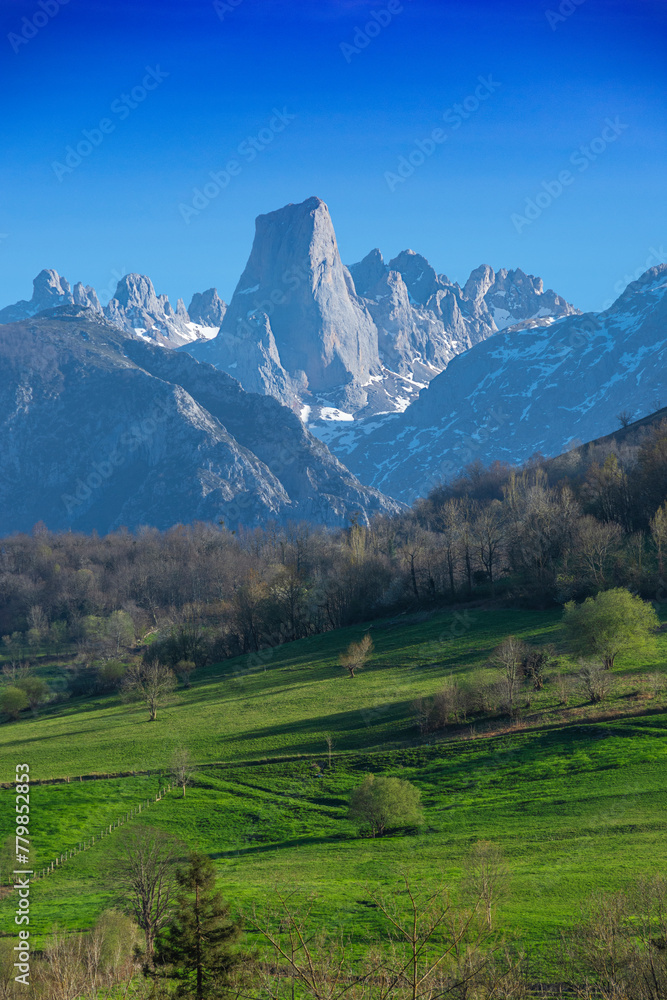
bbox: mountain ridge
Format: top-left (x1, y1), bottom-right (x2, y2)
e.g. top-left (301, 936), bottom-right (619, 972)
top-left (335, 264), bottom-right (667, 502)
top-left (0, 308), bottom-right (401, 534)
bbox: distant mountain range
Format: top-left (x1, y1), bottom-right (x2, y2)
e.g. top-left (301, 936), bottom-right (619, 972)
top-left (1, 196), bottom-right (663, 530)
top-left (0, 196), bottom-right (577, 418)
top-left (337, 265), bottom-right (667, 501)
top-left (0, 268), bottom-right (226, 347)
top-left (186, 196), bottom-right (578, 420)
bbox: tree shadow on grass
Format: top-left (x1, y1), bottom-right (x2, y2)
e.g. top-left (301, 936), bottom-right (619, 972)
top-left (227, 700), bottom-right (413, 747)
top-left (211, 831), bottom-right (354, 859)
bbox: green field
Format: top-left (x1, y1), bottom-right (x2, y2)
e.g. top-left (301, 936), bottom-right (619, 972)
top-left (1, 607), bottom-right (666, 971)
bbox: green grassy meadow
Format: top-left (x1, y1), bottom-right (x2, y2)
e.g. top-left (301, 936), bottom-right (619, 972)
top-left (1, 607), bottom-right (666, 969)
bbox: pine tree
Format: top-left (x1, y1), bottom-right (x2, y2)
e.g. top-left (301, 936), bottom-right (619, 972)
top-left (156, 853), bottom-right (242, 999)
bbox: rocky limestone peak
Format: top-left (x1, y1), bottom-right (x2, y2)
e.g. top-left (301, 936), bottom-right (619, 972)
top-left (32, 269), bottom-right (72, 310)
top-left (463, 264), bottom-right (495, 302)
top-left (188, 288), bottom-right (227, 327)
top-left (0, 269), bottom-right (102, 323)
top-left (218, 196), bottom-right (380, 403)
top-left (348, 249), bottom-right (387, 297)
top-left (387, 250), bottom-right (444, 305)
top-left (104, 274), bottom-right (206, 347)
top-left (72, 282), bottom-right (102, 312)
top-left (112, 273), bottom-right (161, 312)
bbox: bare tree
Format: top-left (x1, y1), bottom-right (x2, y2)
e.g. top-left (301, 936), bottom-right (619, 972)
top-left (577, 516), bottom-right (622, 586)
top-left (325, 733), bottom-right (335, 769)
top-left (489, 637), bottom-right (524, 714)
top-left (110, 825), bottom-right (181, 963)
top-left (650, 501), bottom-right (667, 575)
top-left (250, 890), bottom-right (356, 1000)
top-left (369, 873), bottom-right (489, 1000)
top-left (123, 660), bottom-right (177, 721)
top-left (577, 661), bottom-right (611, 704)
top-left (170, 746), bottom-right (196, 798)
top-left (339, 633), bottom-right (373, 679)
top-left (616, 409), bottom-right (634, 428)
top-left (472, 500), bottom-right (505, 595)
top-left (250, 877), bottom-right (489, 1000)
top-left (462, 841), bottom-right (509, 930)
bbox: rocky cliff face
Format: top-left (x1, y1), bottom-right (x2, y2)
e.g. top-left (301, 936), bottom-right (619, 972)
top-left (0, 309), bottom-right (400, 534)
top-left (186, 198), bottom-right (577, 425)
top-left (187, 288), bottom-right (227, 327)
top-left (338, 265), bottom-right (667, 502)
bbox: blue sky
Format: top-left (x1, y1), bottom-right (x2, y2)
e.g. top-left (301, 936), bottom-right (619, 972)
top-left (0, 0), bottom-right (665, 312)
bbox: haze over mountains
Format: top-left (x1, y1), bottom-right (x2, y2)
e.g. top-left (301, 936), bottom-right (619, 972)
top-left (0, 269), bottom-right (225, 348)
top-left (0, 195), bottom-right (664, 532)
top-left (0, 309), bottom-right (399, 535)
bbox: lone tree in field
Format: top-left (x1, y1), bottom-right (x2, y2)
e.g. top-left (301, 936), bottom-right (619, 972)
top-left (563, 588), bottom-right (659, 670)
top-left (170, 746), bottom-right (196, 798)
top-left (463, 840), bottom-right (509, 931)
top-left (156, 852), bottom-right (242, 1000)
top-left (339, 633), bottom-right (373, 678)
top-left (489, 636), bottom-right (525, 712)
top-left (123, 660), bottom-right (177, 721)
top-left (111, 825), bottom-right (181, 963)
top-left (348, 774), bottom-right (423, 837)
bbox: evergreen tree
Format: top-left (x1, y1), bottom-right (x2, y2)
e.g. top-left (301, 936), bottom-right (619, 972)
top-left (156, 853), bottom-right (241, 999)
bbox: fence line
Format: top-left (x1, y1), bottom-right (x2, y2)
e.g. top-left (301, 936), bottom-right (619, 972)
top-left (9, 784), bottom-right (173, 884)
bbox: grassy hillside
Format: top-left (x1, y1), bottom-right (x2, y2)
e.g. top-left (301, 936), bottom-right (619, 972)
top-left (0, 606), bottom-right (666, 970)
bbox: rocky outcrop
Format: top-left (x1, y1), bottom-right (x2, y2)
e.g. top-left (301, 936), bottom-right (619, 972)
top-left (0, 310), bottom-right (400, 533)
top-left (104, 273), bottom-right (207, 347)
top-left (187, 288), bottom-right (227, 327)
top-left (348, 249), bottom-right (387, 297)
top-left (188, 310), bottom-right (300, 410)
top-left (0, 269), bottom-right (101, 322)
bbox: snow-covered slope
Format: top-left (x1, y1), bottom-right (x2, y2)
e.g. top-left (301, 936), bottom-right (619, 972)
top-left (337, 265), bottom-right (667, 502)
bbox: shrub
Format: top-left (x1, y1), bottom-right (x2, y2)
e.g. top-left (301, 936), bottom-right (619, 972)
top-left (348, 775), bottom-right (423, 837)
top-left (521, 644), bottom-right (558, 690)
top-left (0, 686), bottom-right (29, 720)
top-left (174, 659), bottom-right (196, 688)
top-left (577, 661), bottom-right (612, 703)
top-left (97, 659), bottom-right (127, 692)
top-left (17, 676), bottom-right (50, 712)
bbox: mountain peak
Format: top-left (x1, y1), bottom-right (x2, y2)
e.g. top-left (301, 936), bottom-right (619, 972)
top-left (348, 249), bottom-right (386, 297)
top-left (112, 273), bottom-right (159, 310)
top-left (188, 288), bottom-right (227, 327)
top-left (206, 196), bottom-right (379, 407)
